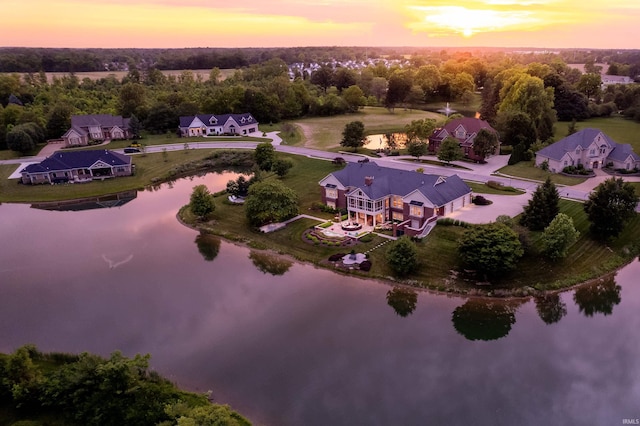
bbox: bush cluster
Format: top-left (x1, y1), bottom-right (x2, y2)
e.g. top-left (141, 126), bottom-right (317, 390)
top-left (562, 164), bottom-right (591, 175)
top-left (437, 218), bottom-right (471, 227)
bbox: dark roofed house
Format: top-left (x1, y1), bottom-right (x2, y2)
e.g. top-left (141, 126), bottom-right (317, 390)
top-left (535, 128), bottom-right (640, 173)
top-left (319, 162), bottom-right (472, 237)
top-left (429, 117), bottom-right (500, 163)
top-left (62, 114), bottom-right (131, 148)
top-left (21, 150), bottom-right (133, 185)
top-left (179, 113), bottom-right (258, 137)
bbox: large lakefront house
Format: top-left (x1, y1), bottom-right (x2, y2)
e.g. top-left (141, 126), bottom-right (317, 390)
top-left (535, 128), bottom-right (640, 172)
top-left (62, 115), bottom-right (132, 147)
top-left (428, 117), bottom-right (500, 162)
top-left (21, 150), bottom-right (133, 185)
top-left (319, 163), bottom-right (472, 237)
top-left (179, 113), bottom-right (259, 137)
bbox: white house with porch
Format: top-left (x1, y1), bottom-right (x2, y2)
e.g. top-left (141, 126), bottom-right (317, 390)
top-left (179, 113), bottom-right (259, 137)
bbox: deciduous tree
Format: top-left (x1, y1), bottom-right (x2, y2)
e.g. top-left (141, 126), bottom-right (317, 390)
top-left (584, 177), bottom-right (639, 240)
top-left (340, 120), bottom-right (366, 152)
top-left (437, 137), bottom-right (463, 164)
top-left (254, 142), bottom-right (276, 172)
top-left (473, 128), bottom-right (499, 160)
top-left (540, 213), bottom-right (580, 261)
top-left (458, 223), bottom-right (523, 279)
top-left (386, 236), bottom-right (419, 276)
top-left (190, 185), bottom-right (215, 219)
top-left (407, 140), bottom-right (428, 161)
top-left (245, 180), bottom-right (299, 227)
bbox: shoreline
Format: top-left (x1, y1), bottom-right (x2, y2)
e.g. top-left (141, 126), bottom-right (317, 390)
top-left (175, 206), bottom-right (634, 300)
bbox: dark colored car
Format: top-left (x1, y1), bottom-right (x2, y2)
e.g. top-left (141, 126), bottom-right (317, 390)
top-left (124, 147), bottom-right (140, 154)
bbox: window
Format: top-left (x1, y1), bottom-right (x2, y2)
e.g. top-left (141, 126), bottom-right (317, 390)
top-left (410, 205), bottom-right (423, 217)
top-left (392, 196), bottom-right (402, 208)
top-left (392, 211), bottom-right (404, 221)
top-left (326, 188), bottom-right (337, 199)
top-left (590, 149), bottom-right (595, 155)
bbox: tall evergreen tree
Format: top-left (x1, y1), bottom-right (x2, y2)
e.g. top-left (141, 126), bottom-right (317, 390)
top-left (584, 177), bottom-right (639, 240)
top-left (520, 177), bottom-right (560, 231)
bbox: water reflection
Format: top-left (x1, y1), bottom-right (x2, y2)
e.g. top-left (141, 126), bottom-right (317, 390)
top-left (195, 232), bottom-right (221, 262)
top-left (385, 286), bottom-right (418, 317)
top-left (31, 190), bottom-right (137, 211)
top-left (248, 251), bottom-right (293, 276)
top-left (363, 133), bottom-right (408, 150)
top-left (534, 293), bottom-right (568, 325)
top-left (573, 275), bottom-right (622, 317)
top-left (452, 299), bottom-right (519, 341)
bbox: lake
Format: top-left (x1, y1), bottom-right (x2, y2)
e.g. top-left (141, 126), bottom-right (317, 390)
top-left (1, 172), bottom-right (639, 426)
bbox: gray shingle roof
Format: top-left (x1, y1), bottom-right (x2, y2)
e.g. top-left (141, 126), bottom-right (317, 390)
top-left (537, 128), bottom-right (640, 162)
top-left (328, 163), bottom-right (471, 207)
top-left (24, 150), bottom-right (131, 173)
top-left (70, 114), bottom-right (129, 129)
top-left (179, 113), bottom-right (257, 128)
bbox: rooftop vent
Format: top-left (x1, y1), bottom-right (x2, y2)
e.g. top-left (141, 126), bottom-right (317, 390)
top-left (364, 176), bottom-right (374, 186)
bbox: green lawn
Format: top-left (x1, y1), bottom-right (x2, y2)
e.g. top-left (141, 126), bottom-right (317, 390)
top-left (290, 106), bottom-right (443, 150)
top-left (465, 181), bottom-right (525, 195)
top-left (556, 116), bottom-right (640, 150)
top-left (496, 161), bottom-right (588, 186)
top-left (502, 200), bottom-right (640, 290)
top-left (0, 149), bottom-right (232, 203)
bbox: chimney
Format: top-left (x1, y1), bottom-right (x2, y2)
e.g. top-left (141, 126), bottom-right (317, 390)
top-left (364, 176), bottom-right (374, 186)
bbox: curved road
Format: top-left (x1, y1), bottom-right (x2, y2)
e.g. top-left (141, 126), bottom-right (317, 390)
top-left (4, 133), bottom-right (640, 210)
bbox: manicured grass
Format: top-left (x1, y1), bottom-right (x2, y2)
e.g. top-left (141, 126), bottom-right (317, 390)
top-left (259, 122), bottom-right (304, 145)
top-left (0, 149), bottom-right (227, 203)
top-left (291, 106), bottom-right (443, 150)
top-left (401, 157), bottom-right (473, 170)
top-left (556, 116), bottom-right (640, 150)
top-left (465, 181), bottom-right (525, 195)
top-left (176, 154), bottom-right (639, 292)
top-left (503, 200), bottom-right (640, 290)
top-left (496, 161), bottom-right (588, 186)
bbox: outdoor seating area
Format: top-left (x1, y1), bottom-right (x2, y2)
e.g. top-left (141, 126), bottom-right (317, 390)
top-left (317, 221), bottom-right (372, 239)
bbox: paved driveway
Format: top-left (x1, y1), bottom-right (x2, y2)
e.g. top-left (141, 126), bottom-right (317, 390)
top-left (446, 193), bottom-right (532, 224)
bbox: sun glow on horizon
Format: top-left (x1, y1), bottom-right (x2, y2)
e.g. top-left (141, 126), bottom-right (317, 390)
top-left (406, 5), bottom-right (542, 38)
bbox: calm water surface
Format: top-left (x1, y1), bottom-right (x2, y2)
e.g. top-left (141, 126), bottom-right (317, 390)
top-left (1, 172), bottom-right (639, 426)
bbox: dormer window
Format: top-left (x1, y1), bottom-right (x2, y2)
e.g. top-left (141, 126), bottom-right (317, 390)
top-left (209, 116), bottom-right (218, 125)
top-left (241, 117), bottom-right (246, 123)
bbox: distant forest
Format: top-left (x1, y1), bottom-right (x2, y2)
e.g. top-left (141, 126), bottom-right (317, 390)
top-left (1, 46), bottom-right (640, 74)
top-left (2, 45), bottom-right (640, 156)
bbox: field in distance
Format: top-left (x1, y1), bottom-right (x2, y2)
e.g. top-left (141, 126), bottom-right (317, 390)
top-left (2, 68), bottom-right (236, 83)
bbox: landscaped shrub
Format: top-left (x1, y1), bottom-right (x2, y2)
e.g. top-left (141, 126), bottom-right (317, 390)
top-left (329, 253), bottom-right (345, 261)
top-left (359, 233), bottom-right (374, 243)
top-left (359, 260), bottom-right (372, 271)
top-left (319, 221), bottom-right (333, 228)
top-left (310, 202), bottom-right (339, 214)
top-left (437, 218), bottom-right (455, 226)
top-left (486, 180), bottom-right (504, 190)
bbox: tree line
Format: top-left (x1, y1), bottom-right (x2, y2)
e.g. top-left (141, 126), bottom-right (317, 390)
top-left (1, 49), bottom-right (640, 154)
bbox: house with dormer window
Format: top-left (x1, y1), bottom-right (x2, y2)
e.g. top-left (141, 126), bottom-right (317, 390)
top-left (428, 117), bottom-right (500, 162)
top-left (178, 113), bottom-right (258, 137)
top-left (319, 163), bottom-right (472, 237)
top-left (535, 128), bottom-right (640, 173)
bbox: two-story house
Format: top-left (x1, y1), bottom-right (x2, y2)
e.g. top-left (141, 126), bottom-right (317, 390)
top-left (62, 115), bottom-right (131, 147)
top-left (179, 113), bottom-right (259, 137)
top-left (319, 163), bottom-right (472, 237)
top-left (428, 117), bottom-right (500, 162)
top-left (535, 128), bottom-right (640, 172)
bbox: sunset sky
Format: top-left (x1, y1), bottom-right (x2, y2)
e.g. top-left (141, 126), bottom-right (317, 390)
top-left (2, 0), bottom-right (638, 49)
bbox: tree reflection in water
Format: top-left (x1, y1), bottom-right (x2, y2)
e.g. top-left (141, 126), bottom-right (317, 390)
top-left (452, 300), bottom-right (518, 341)
top-left (534, 293), bottom-right (568, 325)
top-left (386, 286), bottom-right (418, 317)
top-left (573, 275), bottom-right (621, 317)
top-left (249, 251), bottom-right (293, 276)
top-left (194, 231), bottom-right (220, 262)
